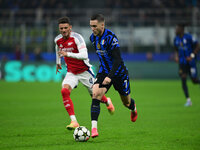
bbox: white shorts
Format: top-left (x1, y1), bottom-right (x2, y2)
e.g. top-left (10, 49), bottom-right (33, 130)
top-left (62, 69), bottom-right (95, 94)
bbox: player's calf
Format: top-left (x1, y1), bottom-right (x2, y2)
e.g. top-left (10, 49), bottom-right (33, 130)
top-left (61, 88), bottom-right (75, 116)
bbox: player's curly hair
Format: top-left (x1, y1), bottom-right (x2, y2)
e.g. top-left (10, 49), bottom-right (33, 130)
top-left (58, 17), bottom-right (71, 25)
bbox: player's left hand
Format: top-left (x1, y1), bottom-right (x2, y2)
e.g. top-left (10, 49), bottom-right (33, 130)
top-left (102, 77), bottom-right (111, 85)
top-left (58, 50), bottom-right (68, 57)
top-left (186, 56), bottom-right (193, 62)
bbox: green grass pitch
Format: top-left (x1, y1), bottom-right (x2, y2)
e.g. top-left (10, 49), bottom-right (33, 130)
top-left (0, 80), bottom-right (200, 150)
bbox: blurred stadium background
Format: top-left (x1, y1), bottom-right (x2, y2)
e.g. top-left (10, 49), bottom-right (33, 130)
top-left (0, 0), bottom-right (200, 81)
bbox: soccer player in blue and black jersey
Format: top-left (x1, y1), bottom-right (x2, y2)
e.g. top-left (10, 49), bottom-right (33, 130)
top-left (89, 14), bottom-right (138, 138)
top-left (174, 23), bottom-right (200, 107)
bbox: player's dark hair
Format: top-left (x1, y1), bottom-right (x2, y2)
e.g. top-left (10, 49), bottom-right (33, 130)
top-left (58, 17), bottom-right (71, 25)
top-left (90, 14), bottom-right (105, 22)
top-left (177, 23), bottom-right (186, 30)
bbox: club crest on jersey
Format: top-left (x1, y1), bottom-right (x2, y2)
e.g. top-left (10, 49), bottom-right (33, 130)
top-left (59, 44), bottom-right (63, 47)
top-left (68, 42), bottom-right (73, 46)
top-left (97, 43), bottom-right (101, 49)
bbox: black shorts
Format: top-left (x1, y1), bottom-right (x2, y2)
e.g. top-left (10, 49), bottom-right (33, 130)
top-left (94, 72), bottom-right (131, 96)
top-left (179, 63), bottom-right (198, 78)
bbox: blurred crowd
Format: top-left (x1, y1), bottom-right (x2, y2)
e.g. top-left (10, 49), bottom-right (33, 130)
top-left (0, 0), bottom-right (199, 60)
top-left (0, 0), bottom-right (198, 10)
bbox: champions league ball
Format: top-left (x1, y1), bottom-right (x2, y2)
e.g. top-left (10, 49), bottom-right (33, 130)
top-left (73, 126), bottom-right (90, 142)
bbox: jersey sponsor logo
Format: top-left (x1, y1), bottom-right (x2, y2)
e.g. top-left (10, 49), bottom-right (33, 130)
top-left (96, 50), bottom-right (107, 55)
top-left (61, 47), bottom-right (74, 52)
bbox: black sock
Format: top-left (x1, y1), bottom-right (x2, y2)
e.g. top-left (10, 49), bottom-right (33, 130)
top-left (91, 99), bottom-right (100, 121)
top-left (181, 78), bottom-right (189, 98)
top-left (128, 98), bottom-right (135, 111)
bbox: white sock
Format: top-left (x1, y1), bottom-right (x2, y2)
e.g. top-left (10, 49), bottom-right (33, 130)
top-left (70, 115), bottom-right (77, 122)
top-left (92, 120), bottom-right (97, 129)
top-left (187, 98), bottom-right (191, 102)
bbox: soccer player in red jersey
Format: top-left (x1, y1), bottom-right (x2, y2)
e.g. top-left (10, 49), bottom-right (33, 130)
top-left (55, 17), bottom-right (115, 130)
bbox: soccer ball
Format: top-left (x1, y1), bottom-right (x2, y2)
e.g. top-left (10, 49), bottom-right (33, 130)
top-left (73, 126), bottom-right (90, 142)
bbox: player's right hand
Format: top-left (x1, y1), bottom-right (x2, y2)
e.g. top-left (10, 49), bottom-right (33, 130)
top-left (56, 64), bottom-right (62, 74)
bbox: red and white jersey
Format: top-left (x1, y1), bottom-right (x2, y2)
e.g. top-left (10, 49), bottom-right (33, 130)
top-left (55, 31), bottom-right (92, 74)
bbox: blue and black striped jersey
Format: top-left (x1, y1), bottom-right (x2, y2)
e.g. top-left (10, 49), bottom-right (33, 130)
top-left (90, 28), bottom-right (127, 78)
top-left (174, 33), bottom-right (198, 65)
